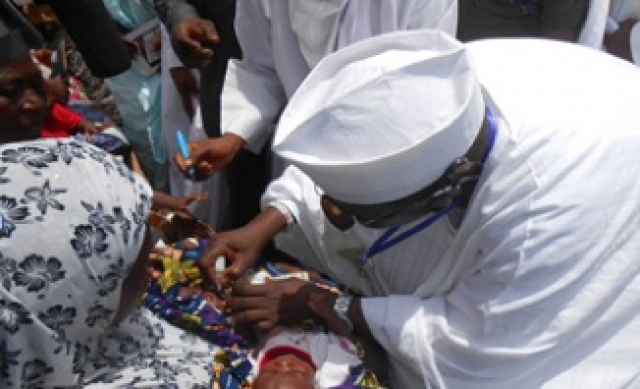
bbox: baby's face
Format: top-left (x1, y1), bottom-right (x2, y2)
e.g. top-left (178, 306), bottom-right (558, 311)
top-left (253, 353), bottom-right (315, 389)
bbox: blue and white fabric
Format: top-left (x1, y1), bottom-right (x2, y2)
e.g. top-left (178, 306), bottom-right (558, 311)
top-left (0, 139), bottom-right (217, 387)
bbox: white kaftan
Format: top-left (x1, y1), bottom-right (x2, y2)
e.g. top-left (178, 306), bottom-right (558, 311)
top-left (263, 39), bottom-right (640, 387)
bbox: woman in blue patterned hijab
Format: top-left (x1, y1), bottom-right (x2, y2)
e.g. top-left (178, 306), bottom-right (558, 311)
top-left (0, 138), bottom-right (153, 385)
top-left (0, 139), bottom-right (220, 387)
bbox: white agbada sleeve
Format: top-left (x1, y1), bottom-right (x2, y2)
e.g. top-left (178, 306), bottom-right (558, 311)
top-left (220, 0), bottom-right (287, 153)
top-left (222, 0), bottom-right (458, 154)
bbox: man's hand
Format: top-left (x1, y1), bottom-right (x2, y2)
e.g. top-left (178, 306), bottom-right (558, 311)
top-left (171, 18), bottom-right (218, 68)
top-left (228, 279), bottom-right (326, 332)
top-left (198, 227), bottom-right (264, 287)
top-left (198, 206), bottom-right (290, 288)
top-left (173, 132), bottom-right (244, 180)
top-left (170, 66), bottom-right (198, 120)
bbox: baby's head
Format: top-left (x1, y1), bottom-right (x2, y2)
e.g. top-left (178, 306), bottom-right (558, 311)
top-left (253, 347), bottom-right (316, 389)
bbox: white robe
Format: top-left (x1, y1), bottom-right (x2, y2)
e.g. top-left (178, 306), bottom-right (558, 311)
top-left (220, 0), bottom-right (458, 153)
top-left (579, 0), bottom-right (640, 65)
top-left (263, 39), bottom-right (640, 388)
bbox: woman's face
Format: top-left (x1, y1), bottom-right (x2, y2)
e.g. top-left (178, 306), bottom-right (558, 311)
top-left (113, 228), bottom-right (155, 324)
top-left (0, 55), bottom-right (48, 143)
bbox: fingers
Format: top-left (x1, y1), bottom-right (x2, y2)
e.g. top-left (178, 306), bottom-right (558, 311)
top-left (229, 307), bottom-right (276, 331)
top-left (227, 293), bottom-right (278, 331)
top-left (199, 244), bottom-right (233, 284)
top-left (173, 150), bottom-right (209, 181)
top-left (194, 192), bottom-right (209, 201)
top-left (203, 19), bottom-right (220, 45)
top-left (221, 259), bottom-right (247, 285)
top-left (183, 191), bottom-right (207, 205)
top-left (231, 281), bottom-right (267, 297)
top-left (174, 20), bottom-right (218, 68)
top-left (188, 147), bottom-right (216, 180)
top-left (173, 151), bottom-right (189, 174)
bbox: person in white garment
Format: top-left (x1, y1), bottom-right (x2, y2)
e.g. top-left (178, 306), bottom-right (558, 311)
top-left (603, 0), bottom-right (640, 63)
top-left (199, 30), bottom-right (640, 387)
top-left (172, 0), bottom-right (458, 189)
top-left (579, 0), bottom-right (640, 64)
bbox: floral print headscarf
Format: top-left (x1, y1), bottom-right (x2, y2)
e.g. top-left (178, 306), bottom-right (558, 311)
top-left (0, 139), bottom-right (152, 387)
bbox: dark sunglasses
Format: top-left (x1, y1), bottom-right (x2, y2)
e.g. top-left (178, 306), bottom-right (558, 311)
top-left (321, 157), bottom-right (483, 230)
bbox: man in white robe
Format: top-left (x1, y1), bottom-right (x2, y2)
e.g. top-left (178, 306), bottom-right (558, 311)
top-left (579, 0), bottom-right (640, 64)
top-left (202, 30), bottom-right (640, 387)
top-left (173, 0), bottom-right (458, 181)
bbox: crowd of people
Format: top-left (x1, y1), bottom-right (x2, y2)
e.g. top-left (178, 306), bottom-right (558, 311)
top-left (2, 0), bottom-right (640, 387)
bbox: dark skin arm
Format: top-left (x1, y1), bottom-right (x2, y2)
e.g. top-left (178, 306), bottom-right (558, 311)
top-left (173, 132), bottom-right (245, 181)
top-left (75, 119), bottom-right (103, 141)
top-left (152, 190), bottom-right (208, 214)
top-left (229, 281), bottom-right (374, 341)
top-left (605, 19), bottom-right (639, 63)
top-left (229, 279), bottom-right (387, 378)
top-left (198, 205), bottom-right (288, 286)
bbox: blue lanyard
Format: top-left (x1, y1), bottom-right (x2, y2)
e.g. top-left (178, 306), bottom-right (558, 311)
top-left (357, 108), bottom-right (498, 268)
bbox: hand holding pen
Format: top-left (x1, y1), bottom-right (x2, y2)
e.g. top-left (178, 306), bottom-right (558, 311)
top-left (172, 132), bottom-right (245, 181)
top-left (176, 130), bottom-right (196, 179)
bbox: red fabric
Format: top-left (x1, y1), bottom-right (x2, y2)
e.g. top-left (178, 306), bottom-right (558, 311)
top-left (259, 346), bottom-right (317, 371)
top-left (41, 102), bottom-right (84, 138)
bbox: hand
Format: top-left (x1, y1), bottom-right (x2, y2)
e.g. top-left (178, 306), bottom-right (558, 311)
top-left (173, 133), bottom-right (244, 180)
top-left (167, 192), bottom-right (209, 215)
top-left (77, 119), bottom-right (102, 141)
top-left (198, 205), bottom-right (289, 287)
top-left (198, 227), bottom-right (264, 287)
top-left (605, 18), bottom-right (639, 63)
top-left (170, 67), bottom-right (199, 120)
top-left (227, 279), bottom-right (324, 332)
top-left (171, 18), bottom-right (218, 68)
top-left (151, 190), bottom-right (208, 215)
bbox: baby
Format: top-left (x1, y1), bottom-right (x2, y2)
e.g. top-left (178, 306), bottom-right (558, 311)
top-left (252, 326), bottom-right (367, 389)
top-left (234, 267), bottom-right (384, 389)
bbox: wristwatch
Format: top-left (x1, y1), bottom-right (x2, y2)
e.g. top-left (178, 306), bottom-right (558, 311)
top-left (333, 293), bottom-right (354, 332)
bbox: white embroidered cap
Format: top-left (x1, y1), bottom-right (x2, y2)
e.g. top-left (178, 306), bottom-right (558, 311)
top-left (273, 29), bottom-right (484, 204)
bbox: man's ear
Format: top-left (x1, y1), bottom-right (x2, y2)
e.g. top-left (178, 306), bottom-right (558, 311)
top-left (321, 195), bottom-right (355, 231)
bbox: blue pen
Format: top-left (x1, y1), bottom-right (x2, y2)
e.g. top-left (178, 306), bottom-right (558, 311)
top-left (176, 131), bottom-right (196, 178)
